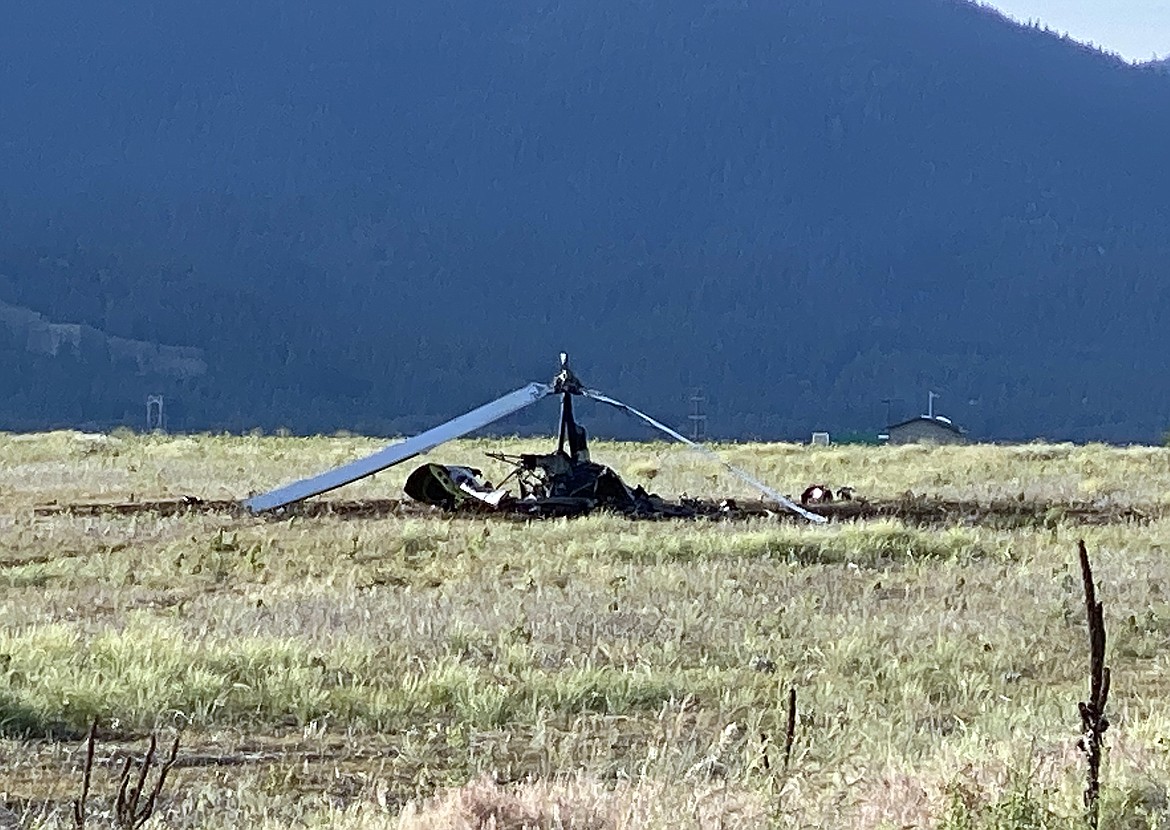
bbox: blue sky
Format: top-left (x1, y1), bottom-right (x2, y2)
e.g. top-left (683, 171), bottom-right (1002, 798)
top-left (987, 1), bottom-right (1170, 61)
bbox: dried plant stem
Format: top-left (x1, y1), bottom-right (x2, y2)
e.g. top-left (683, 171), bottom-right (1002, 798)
top-left (1077, 540), bottom-right (1110, 830)
top-left (118, 734), bottom-right (156, 824)
top-left (71, 720), bottom-right (181, 830)
top-left (782, 686), bottom-right (797, 772)
top-left (72, 718), bottom-right (98, 829)
top-left (115, 731), bottom-right (181, 829)
top-left (142, 734), bottom-right (182, 822)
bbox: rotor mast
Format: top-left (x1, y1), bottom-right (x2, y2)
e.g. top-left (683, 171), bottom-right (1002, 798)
top-left (554, 352), bottom-right (588, 461)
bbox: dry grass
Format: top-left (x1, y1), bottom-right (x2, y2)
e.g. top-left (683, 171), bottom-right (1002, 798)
top-left (2, 432), bottom-right (1170, 828)
top-left (6, 430), bottom-right (1170, 510)
top-left (394, 774), bottom-right (768, 830)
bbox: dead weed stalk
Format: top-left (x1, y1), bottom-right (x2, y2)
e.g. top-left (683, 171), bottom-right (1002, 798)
top-left (72, 719), bottom-right (181, 829)
top-left (782, 686), bottom-right (797, 773)
top-left (1077, 540), bottom-right (1110, 830)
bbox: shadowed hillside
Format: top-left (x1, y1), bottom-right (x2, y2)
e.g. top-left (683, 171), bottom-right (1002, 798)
top-left (2, 0), bottom-right (1169, 440)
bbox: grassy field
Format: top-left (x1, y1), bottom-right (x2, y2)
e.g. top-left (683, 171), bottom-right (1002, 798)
top-left (2, 431), bottom-right (1170, 828)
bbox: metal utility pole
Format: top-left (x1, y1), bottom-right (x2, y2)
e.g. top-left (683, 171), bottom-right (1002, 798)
top-left (928, 391), bottom-right (939, 419)
top-left (688, 388), bottom-right (707, 441)
top-left (146, 395), bottom-right (166, 432)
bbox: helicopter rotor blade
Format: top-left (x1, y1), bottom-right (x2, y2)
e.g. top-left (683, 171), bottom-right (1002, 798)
top-left (583, 389), bottom-right (828, 523)
top-left (244, 382), bottom-right (553, 513)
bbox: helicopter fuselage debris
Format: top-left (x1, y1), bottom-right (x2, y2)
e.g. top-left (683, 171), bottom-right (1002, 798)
top-left (242, 354), bottom-right (827, 523)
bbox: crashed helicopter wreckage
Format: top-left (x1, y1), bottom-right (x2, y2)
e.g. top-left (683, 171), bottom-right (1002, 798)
top-left (242, 355), bottom-right (827, 523)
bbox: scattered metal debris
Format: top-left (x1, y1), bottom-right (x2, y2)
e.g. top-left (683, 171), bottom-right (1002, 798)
top-left (800, 484), bottom-right (834, 505)
top-left (33, 494), bottom-right (1155, 527)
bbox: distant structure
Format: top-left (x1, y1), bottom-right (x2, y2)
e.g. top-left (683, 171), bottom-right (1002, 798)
top-left (880, 391), bottom-right (967, 445)
top-left (882, 415), bottom-right (967, 445)
top-left (145, 395), bottom-right (166, 432)
top-left (688, 389), bottom-right (707, 441)
top-left (811, 432), bottom-right (830, 446)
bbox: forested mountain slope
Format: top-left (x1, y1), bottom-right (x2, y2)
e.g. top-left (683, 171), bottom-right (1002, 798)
top-left (2, 0), bottom-right (1169, 441)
